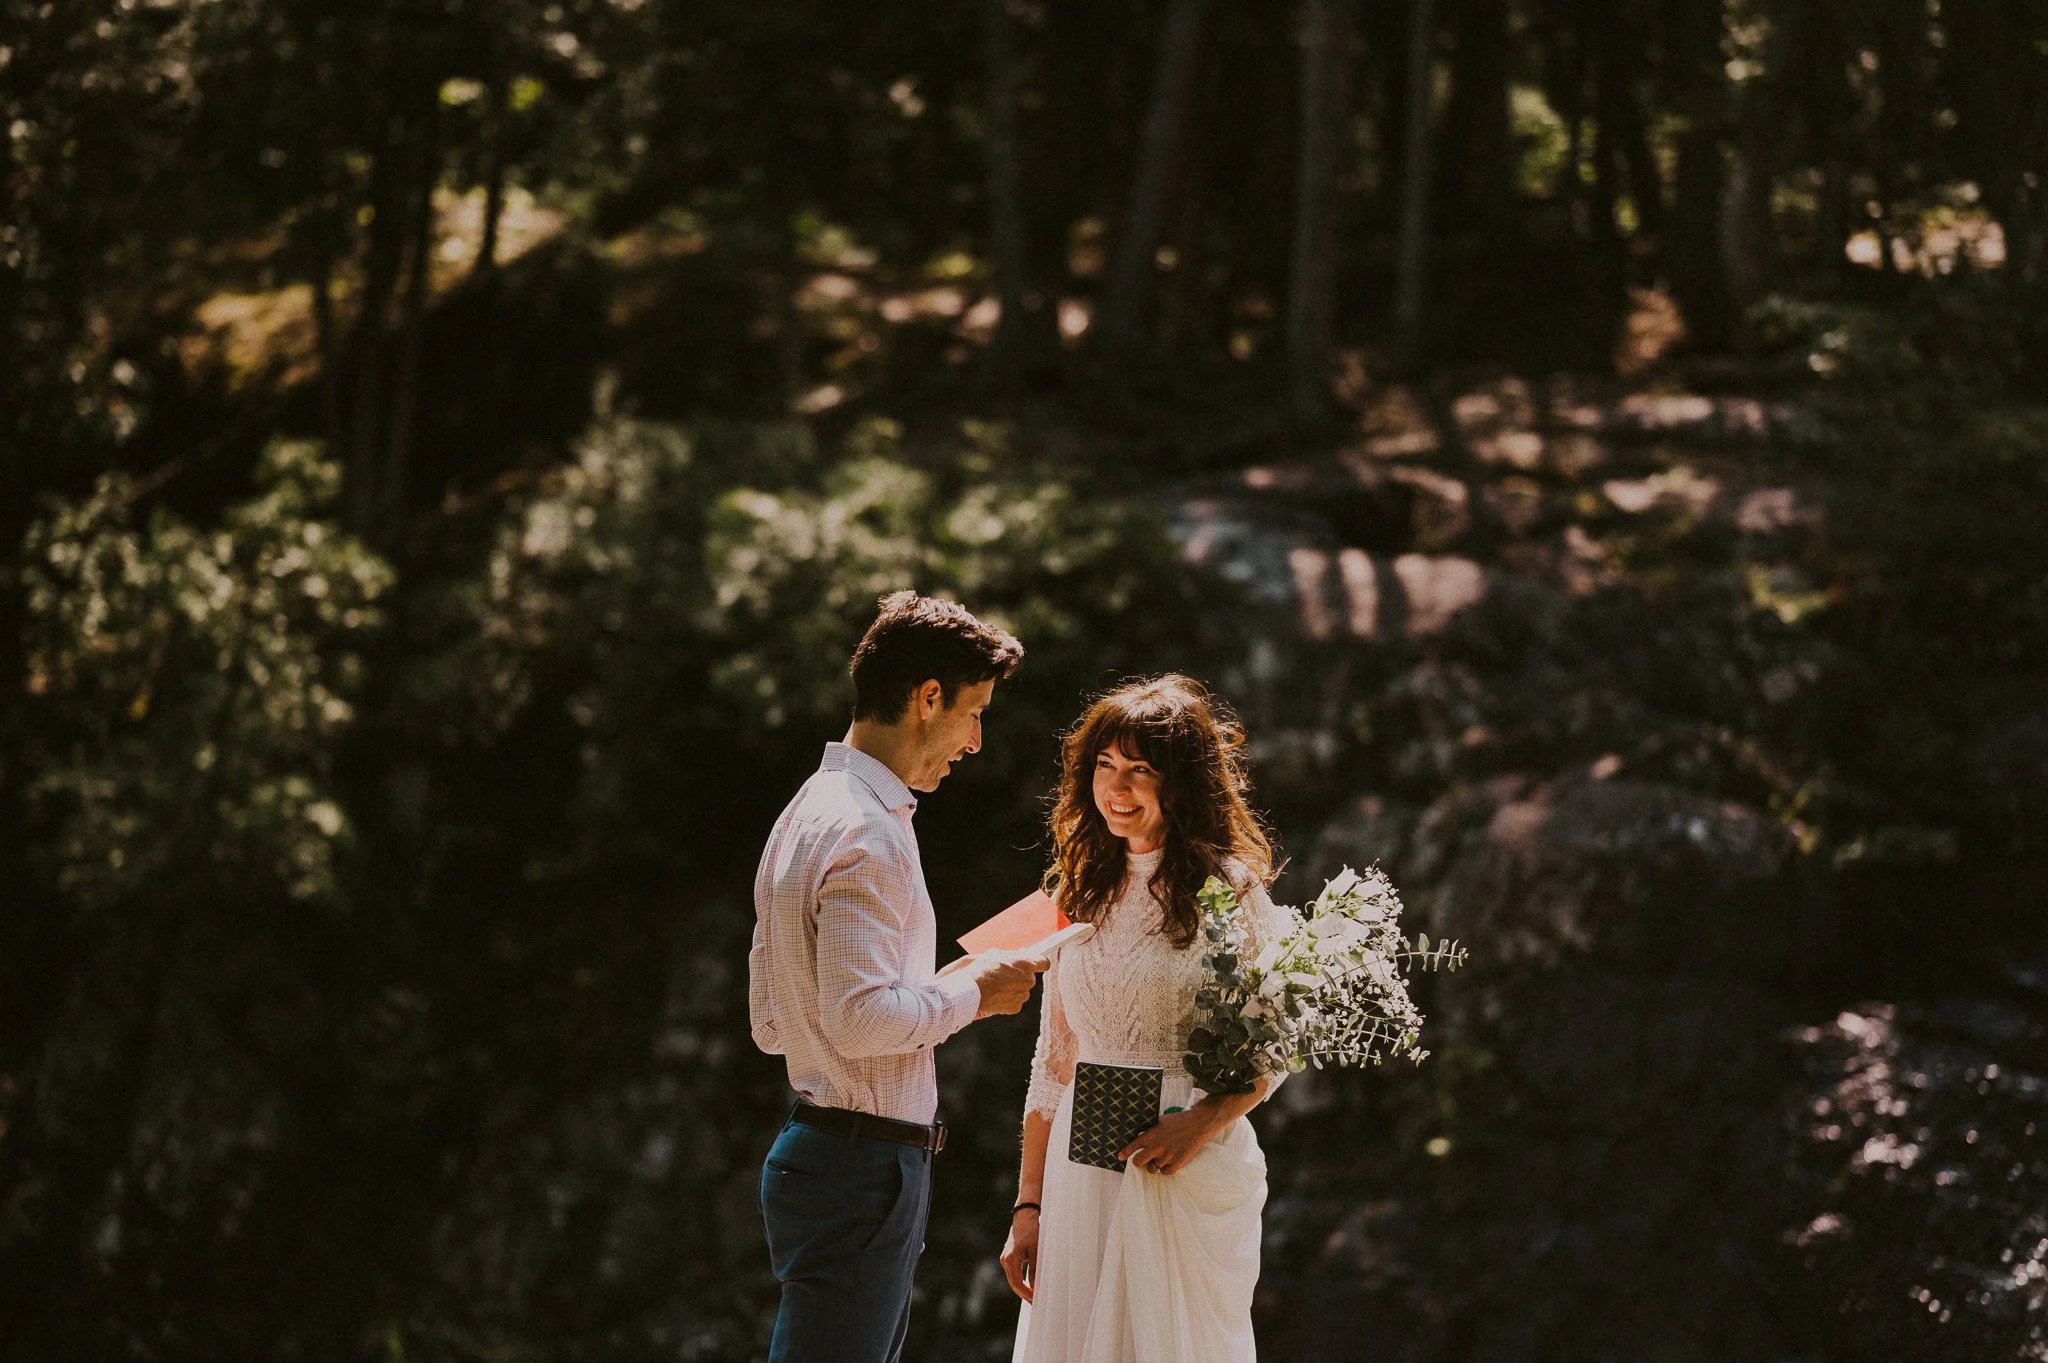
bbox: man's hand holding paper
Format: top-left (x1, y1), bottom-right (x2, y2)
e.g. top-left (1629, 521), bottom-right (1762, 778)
top-left (962, 949), bottom-right (1050, 1018)
top-left (944, 888), bottom-right (1095, 1018)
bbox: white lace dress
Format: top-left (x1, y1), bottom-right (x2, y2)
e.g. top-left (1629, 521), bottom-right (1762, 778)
top-left (1013, 849), bottom-right (1291, 1363)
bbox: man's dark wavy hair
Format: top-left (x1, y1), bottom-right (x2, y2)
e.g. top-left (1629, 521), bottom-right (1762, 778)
top-left (849, 591), bottom-right (1024, 721)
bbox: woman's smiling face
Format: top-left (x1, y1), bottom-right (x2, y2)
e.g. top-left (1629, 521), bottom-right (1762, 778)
top-left (1093, 738), bottom-right (1166, 854)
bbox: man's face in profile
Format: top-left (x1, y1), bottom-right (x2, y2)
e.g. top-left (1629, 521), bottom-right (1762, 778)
top-left (907, 677), bottom-right (995, 792)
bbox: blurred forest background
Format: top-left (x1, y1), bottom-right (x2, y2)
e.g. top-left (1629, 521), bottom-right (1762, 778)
top-left (3, 0), bottom-right (2047, 1358)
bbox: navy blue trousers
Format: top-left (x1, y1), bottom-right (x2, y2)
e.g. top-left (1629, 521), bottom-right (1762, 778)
top-left (759, 1112), bottom-right (933, 1363)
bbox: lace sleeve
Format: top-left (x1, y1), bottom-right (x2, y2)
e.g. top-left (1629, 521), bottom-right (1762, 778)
top-left (1237, 874), bottom-right (1296, 1092)
top-left (1023, 955), bottom-right (1077, 1121)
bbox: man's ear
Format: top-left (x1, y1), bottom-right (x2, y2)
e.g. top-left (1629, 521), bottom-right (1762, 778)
top-left (915, 678), bottom-right (946, 719)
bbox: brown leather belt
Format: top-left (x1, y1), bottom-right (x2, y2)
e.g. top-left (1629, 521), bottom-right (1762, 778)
top-left (791, 1101), bottom-right (948, 1153)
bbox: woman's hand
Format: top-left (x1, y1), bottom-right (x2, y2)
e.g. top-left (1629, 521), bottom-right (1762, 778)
top-left (1117, 1103), bottom-right (1230, 1176)
top-left (1000, 1207), bottom-right (1040, 1302)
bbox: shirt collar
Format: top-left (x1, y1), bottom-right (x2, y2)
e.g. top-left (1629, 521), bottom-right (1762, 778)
top-left (822, 741), bottom-right (918, 814)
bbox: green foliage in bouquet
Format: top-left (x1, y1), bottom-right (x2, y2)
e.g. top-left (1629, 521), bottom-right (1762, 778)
top-left (1183, 866), bottom-right (1466, 1097)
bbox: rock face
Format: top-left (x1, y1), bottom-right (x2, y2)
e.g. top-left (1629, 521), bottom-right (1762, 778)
top-left (1784, 993), bottom-right (2048, 1360)
top-left (1268, 772), bottom-right (1810, 1362)
top-left (1158, 373), bottom-right (2044, 1361)
top-left (409, 913), bottom-right (793, 1363)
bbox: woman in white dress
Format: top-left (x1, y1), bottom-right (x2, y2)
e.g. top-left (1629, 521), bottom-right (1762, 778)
top-left (1002, 674), bottom-right (1293, 1363)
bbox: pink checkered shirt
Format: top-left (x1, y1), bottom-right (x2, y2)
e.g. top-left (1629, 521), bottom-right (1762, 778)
top-left (749, 742), bottom-right (981, 1124)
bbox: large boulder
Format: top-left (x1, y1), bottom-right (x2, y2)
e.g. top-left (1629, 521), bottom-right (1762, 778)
top-left (1266, 772), bottom-right (1812, 1361)
top-left (1782, 988), bottom-right (2048, 1360)
top-left (1425, 771), bottom-right (1803, 981)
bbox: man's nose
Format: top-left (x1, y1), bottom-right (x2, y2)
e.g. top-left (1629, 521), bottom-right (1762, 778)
top-left (965, 719), bottom-right (981, 754)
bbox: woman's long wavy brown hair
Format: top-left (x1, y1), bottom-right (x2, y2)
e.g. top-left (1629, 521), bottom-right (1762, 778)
top-left (1044, 675), bottom-right (1274, 948)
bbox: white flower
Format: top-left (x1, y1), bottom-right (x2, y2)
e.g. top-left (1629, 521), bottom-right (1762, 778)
top-left (1253, 940), bottom-right (1284, 974)
top-left (1314, 915), bottom-right (1374, 953)
top-left (1315, 866), bottom-right (1362, 913)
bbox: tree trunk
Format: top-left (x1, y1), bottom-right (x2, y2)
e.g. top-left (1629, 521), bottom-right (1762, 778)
top-left (1287, 0), bottom-right (1355, 422)
top-left (384, 115), bottom-right (441, 528)
top-left (1719, 127), bottom-right (1773, 332)
top-left (1800, 0), bottom-right (1852, 286)
top-left (981, 0), bottom-right (1032, 377)
top-left (1662, 0), bottom-right (1733, 348)
top-left (473, 114), bottom-right (506, 282)
top-left (1098, 0), bottom-right (1209, 356)
top-left (1942, 0), bottom-right (2038, 285)
top-left (1550, 23), bottom-right (1588, 240)
top-left (1599, 22), bottom-right (1665, 242)
top-left (1370, 2), bottom-right (1410, 210)
top-left (1444, 0), bottom-right (1512, 230)
top-left (1160, 118), bottom-right (1211, 347)
top-left (310, 246), bottom-right (342, 455)
top-left (1818, 156), bottom-right (1848, 287)
top-left (1590, 76), bottom-right (1624, 266)
top-left (778, 265), bottom-right (805, 411)
top-left (1392, 0), bottom-right (1436, 369)
top-left (1719, 4), bottom-right (1789, 331)
top-left (346, 144), bottom-right (407, 532)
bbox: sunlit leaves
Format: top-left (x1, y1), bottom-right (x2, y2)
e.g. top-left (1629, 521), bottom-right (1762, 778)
top-left (410, 411), bottom-right (1183, 864)
top-left (20, 439), bottom-right (391, 909)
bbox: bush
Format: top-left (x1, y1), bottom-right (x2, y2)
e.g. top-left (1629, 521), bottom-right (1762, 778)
top-left (20, 439), bottom-right (392, 910)
top-left (402, 413), bottom-right (1192, 877)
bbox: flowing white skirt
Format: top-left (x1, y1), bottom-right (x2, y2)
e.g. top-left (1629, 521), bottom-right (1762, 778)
top-left (1013, 1064), bottom-right (1267, 1363)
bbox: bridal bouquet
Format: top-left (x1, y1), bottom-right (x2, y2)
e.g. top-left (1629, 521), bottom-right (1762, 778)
top-left (1183, 865), bottom-right (1465, 1096)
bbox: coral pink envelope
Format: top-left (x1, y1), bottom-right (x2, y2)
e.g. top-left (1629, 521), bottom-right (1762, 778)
top-left (958, 889), bottom-right (1069, 955)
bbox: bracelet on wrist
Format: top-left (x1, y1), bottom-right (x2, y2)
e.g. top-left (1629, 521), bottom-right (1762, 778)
top-left (1012, 1201), bottom-right (1040, 1217)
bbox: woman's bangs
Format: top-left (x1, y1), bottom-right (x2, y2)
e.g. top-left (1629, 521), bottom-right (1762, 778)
top-left (1092, 708), bottom-right (1170, 770)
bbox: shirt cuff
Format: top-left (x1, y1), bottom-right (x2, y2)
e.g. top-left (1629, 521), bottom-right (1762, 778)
top-left (933, 968), bottom-right (981, 1038)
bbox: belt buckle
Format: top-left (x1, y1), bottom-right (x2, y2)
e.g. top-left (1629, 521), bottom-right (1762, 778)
top-left (930, 1120), bottom-right (947, 1153)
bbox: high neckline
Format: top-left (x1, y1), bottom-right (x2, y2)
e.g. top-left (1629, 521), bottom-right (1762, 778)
top-left (1126, 845), bottom-right (1164, 869)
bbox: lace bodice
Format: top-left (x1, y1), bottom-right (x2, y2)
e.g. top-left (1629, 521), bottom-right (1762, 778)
top-left (1024, 850), bottom-right (1292, 1120)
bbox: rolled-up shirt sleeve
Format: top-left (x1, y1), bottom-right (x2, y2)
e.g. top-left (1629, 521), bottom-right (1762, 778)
top-left (747, 917), bottom-right (783, 1055)
top-left (814, 839), bottom-right (980, 1058)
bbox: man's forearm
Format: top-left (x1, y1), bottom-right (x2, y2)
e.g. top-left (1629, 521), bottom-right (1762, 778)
top-left (818, 975), bottom-right (980, 1057)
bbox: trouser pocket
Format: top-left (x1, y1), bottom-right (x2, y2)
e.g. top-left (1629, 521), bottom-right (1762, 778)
top-left (761, 1124), bottom-right (910, 1273)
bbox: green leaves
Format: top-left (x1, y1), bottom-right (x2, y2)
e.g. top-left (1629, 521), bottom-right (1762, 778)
top-left (21, 439), bottom-right (391, 910)
top-left (404, 411), bottom-right (1188, 870)
top-left (1184, 864), bottom-right (1465, 1093)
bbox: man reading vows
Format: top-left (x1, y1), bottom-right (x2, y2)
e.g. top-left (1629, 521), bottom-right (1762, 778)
top-left (749, 591), bottom-right (1047, 1363)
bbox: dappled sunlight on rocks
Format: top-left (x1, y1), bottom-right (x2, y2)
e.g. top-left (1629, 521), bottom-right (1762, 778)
top-left (185, 286), bottom-right (323, 389)
top-left (1390, 554), bottom-right (1486, 636)
top-left (1602, 464), bottom-right (1721, 517)
top-left (1788, 998), bottom-right (2048, 1354)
